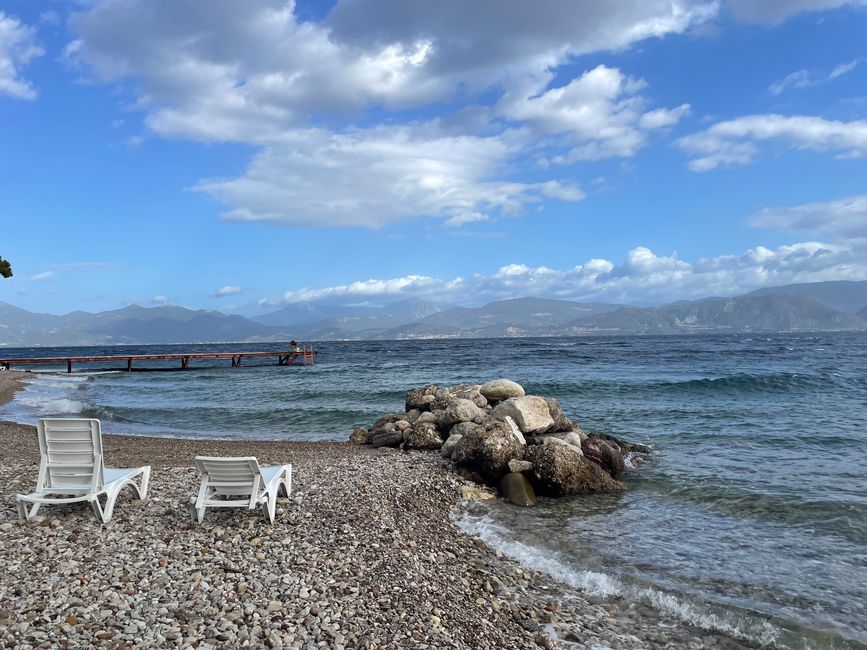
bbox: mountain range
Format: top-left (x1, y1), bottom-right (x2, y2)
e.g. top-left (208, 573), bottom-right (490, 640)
top-left (1, 281), bottom-right (865, 346)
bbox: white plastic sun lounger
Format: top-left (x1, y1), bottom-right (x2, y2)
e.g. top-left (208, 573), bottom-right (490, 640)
top-left (16, 418), bottom-right (151, 524)
top-left (190, 456), bottom-right (292, 524)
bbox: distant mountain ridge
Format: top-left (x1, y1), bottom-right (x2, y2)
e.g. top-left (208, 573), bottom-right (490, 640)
top-left (1, 281), bottom-right (865, 346)
top-left (0, 302), bottom-right (290, 347)
top-left (746, 280), bottom-right (867, 314)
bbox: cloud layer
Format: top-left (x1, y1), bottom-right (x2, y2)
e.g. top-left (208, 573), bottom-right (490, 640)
top-left (677, 115), bottom-right (867, 171)
top-left (726, 0), bottom-right (867, 24)
top-left (277, 240), bottom-right (867, 306)
top-left (749, 194), bottom-right (867, 240)
top-left (67, 0), bottom-right (712, 228)
top-left (0, 12), bottom-right (43, 100)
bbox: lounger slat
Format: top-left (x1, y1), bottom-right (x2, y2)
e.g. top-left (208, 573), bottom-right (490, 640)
top-left (191, 455), bottom-right (291, 524)
top-left (204, 470), bottom-right (258, 480)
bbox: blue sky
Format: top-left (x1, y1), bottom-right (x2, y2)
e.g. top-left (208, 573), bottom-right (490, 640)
top-left (1, 0), bottom-right (866, 315)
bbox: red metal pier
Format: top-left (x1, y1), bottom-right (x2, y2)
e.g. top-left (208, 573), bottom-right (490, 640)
top-left (0, 345), bottom-right (316, 373)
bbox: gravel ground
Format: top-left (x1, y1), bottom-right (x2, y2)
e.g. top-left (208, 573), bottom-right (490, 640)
top-left (0, 373), bottom-right (759, 649)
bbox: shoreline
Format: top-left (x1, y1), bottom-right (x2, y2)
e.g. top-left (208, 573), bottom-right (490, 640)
top-left (0, 370), bottom-right (30, 407)
top-left (0, 420), bottom-right (758, 648)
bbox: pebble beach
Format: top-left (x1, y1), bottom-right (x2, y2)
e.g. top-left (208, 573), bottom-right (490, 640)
top-left (0, 372), bottom-right (758, 649)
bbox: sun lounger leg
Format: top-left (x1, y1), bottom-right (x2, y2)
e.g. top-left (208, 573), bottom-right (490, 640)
top-left (133, 466), bottom-right (151, 499)
top-left (16, 499), bottom-right (36, 522)
top-left (91, 495), bottom-right (109, 524)
top-left (262, 493), bottom-right (277, 524)
top-left (282, 466), bottom-right (292, 497)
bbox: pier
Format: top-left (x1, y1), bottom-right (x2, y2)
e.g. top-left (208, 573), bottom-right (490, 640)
top-left (0, 345), bottom-right (316, 373)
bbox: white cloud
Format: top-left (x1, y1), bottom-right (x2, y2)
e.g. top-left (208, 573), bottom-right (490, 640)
top-left (0, 12), bottom-right (44, 100)
top-left (196, 126), bottom-right (585, 228)
top-left (211, 285), bottom-right (242, 297)
top-left (499, 65), bottom-right (691, 163)
top-left (769, 58), bottom-right (864, 95)
top-left (749, 195), bottom-right (867, 240)
top-left (67, 0), bottom-right (711, 228)
top-left (29, 271), bottom-right (55, 281)
top-left (677, 114), bottom-right (867, 171)
top-left (727, 0), bottom-right (867, 24)
top-left (152, 294), bottom-right (169, 305)
top-left (275, 241), bottom-right (867, 306)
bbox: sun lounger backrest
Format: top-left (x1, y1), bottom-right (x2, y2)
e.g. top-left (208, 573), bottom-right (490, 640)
top-left (194, 456), bottom-right (261, 490)
top-left (37, 418), bottom-right (103, 491)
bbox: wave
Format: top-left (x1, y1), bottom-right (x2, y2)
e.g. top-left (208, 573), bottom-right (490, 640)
top-left (453, 507), bottom-right (864, 650)
top-left (15, 394), bottom-right (86, 415)
top-left (453, 507), bottom-right (784, 646)
top-left (650, 372), bottom-right (841, 395)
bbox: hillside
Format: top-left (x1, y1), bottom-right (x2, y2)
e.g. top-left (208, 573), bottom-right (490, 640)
top-left (0, 302), bottom-right (290, 346)
top-left (746, 281), bottom-right (867, 314)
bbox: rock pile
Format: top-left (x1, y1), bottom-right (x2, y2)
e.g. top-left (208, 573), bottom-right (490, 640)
top-left (350, 379), bottom-right (651, 505)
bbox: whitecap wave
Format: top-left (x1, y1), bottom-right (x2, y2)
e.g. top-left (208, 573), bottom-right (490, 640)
top-left (453, 507), bottom-right (782, 647)
top-left (15, 395), bottom-right (86, 415)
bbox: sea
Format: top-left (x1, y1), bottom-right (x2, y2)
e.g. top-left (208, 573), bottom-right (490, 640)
top-left (2, 334), bottom-right (865, 649)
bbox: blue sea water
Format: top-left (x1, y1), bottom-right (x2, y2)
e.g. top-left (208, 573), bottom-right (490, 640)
top-left (2, 334), bottom-right (865, 648)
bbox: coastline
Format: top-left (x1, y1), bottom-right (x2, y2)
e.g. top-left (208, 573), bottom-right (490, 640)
top-left (0, 418), bottom-right (758, 649)
top-left (0, 370), bottom-right (30, 407)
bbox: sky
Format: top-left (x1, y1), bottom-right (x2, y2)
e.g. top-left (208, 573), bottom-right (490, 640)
top-left (1, 0), bottom-right (866, 316)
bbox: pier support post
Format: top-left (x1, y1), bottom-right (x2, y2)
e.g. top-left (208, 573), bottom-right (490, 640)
top-left (127, 358), bottom-right (132, 372)
top-left (67, 360), bottom-right (72, 374)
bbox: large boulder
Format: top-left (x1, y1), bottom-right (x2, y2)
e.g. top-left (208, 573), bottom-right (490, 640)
top-left (370, 429), bottom-right (403, 448)
top-left (403, 422), bottom-right (444, 450)
top-left (450, 384), bottom-right (488, 408)
top-left (440, 433), bottom-right (463, 459)
top-left (544, 397), bottom-right (575, 433)
top-left (534, 431), bottom-right (584, 453)
top-left (590, 432), bottom-right (652, 455)
top-left (415, 411), bottom-right (438, 425)
top-left (491, 396), bottom-right (554, 435)
top-left (449, 421), bottom-right (479, 438)
top-left (405, 385), bottom-right (438, 411)
top-left (349, 427), bottom-right (369, 445)
top-left (480, 379), bottom-right (525, 403)
top-left (525, 444), bottom-right (625, 496)
top-left (431, 384), bottom-right (488, 410)
top-left (372, 413), bottom-right (405, 430)
top-left (452, 417), bottom-right (526, 481)
top-left (582, 435), bottom-right (626, 479)
top-left (440, 398), bottom-right (486, 427)
top-left (500, 473), bottom-right (537, 507)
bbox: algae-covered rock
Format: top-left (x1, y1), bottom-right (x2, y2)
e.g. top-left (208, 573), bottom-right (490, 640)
top-left (582, 435), bottom-right (626, 479)
top-left (525, 443), bottom-right (625, 496)
top-left (452, 416), bottom-right (526, 481)
top-left (405, 385), bottom-right (438, 411)
top-left (403, 422), bottom-right (444, 450)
